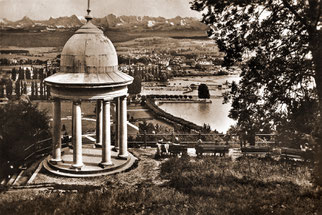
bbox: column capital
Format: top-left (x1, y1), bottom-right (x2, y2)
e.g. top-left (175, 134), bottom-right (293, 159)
top-left (120, 94), bottom-right (128, 100)
top-left (103, 97), bottom-right (113, 102)
top-left (72, 100), bottom-right (82, 105)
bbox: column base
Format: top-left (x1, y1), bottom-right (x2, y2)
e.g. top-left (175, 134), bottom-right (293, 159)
top-left (50, 158), bottom-right (62, 165)
top-left (118, 153), bottom-right (128, 160)
top-left (71, 163), bottom-right (84, 170)
top-left (99, 161), bottom-right (114, 168)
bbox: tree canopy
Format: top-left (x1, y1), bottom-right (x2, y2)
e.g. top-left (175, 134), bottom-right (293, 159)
top-left (128, 69), bottom-right (142, 95)
top-left (0, 100), bottom-right (50, 162)
top-left (191, 0), bottom-right (321, 183)
top-left (191, 0), bottom-right (321, 134)
top-left (198, 84), bottom-right (210, 99)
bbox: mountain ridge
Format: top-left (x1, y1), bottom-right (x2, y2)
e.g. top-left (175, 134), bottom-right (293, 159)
top-left (0, 14), bottom-right (207, 32)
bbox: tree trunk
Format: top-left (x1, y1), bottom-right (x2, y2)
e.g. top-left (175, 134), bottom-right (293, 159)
top-left (311, 30), bottom-right (322, 186)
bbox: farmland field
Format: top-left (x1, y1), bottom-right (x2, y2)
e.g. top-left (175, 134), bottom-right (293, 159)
top-left (0, 30), bottom-right (207, 48)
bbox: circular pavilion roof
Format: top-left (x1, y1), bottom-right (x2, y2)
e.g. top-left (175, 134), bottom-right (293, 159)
top-left (44, 21), bottom-right (133, 88)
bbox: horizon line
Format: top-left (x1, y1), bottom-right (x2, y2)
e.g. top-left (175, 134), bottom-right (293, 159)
top-left (0, 13), bottom-right (202, 22)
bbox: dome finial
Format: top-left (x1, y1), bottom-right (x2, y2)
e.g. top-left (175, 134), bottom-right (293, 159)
top-left (85, 0), bottom-right (93, 22)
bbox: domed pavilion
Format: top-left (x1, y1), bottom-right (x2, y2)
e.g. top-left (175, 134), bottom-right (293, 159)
top-left (43, 3), bottom-right (135, 177)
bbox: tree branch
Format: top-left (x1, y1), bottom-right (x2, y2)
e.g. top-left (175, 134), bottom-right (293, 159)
top-left (313, 0), bottom-right (321, 28)
top-left (282, 0), bottom-right (310, 29)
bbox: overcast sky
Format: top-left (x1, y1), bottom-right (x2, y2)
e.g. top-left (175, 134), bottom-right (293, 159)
top-left (0, 0), bottom-right (201, 21)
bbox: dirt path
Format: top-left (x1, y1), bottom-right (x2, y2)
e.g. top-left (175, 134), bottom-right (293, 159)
top-left (110, 148), bottom-right (166, 186)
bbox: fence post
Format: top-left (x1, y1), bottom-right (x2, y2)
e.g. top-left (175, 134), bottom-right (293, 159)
top-left (172, 131), bottom-right (175, 143)
top-left (144, 130), bottom-right (147, 149)
top-left (226, 135), bottom-right (230, 145)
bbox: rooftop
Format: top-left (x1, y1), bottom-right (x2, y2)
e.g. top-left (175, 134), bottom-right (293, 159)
top-left (45, 20), bottom-right (133, 88)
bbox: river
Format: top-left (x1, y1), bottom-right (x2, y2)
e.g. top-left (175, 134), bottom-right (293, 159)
top-left (142, 75), bottom-right (240, 133)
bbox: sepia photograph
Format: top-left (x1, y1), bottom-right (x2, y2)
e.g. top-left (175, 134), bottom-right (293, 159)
top-left (0, 0), bottom-right (321, 214)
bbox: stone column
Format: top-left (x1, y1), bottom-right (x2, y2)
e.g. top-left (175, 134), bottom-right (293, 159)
top-left (114, 97), bottom-right (121, 151)
top-left (51, 98), bottom-right (62, 163)
top-left (95, 100), bottom-right (103, 147)
top-left (100, 100), bottom-right (113, 167)
top-left (71, 101), bottom-right (75, 148)
top-left (72, 100), bottom-right (83, 169)
top-left (118, 96), bottom-right (128, 159)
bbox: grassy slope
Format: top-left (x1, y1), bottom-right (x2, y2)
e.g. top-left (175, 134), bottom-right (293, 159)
top-left (161, 156), bottom-right (321, 215)
top-left (0, 151), bottom-right (320, 215)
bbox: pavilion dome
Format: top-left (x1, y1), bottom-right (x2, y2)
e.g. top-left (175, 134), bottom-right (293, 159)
top-left (45, 21), bottom-right (133, 88)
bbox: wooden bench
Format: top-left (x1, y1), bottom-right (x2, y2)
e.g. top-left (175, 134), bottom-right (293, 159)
top-left (280, 147), bottom-right (306, 160)
top-left (241, 146), bottom-right (272, 156)
top-left (195, 145), bottom-right (229, 157)
top-left (168, 144), bottom-right (187, 156)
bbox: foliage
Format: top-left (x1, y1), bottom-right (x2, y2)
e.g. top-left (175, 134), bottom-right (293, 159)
top-left (14, 81), bottom-right (20, 97)
top-left (191, 0), bottom-right (322, 185)
top-left (202, 123), bottom-right (211, 133)
top-left (195, 63), bottom-right (203, 70)
top-left (0, 85), bottom-right (4, 98)
top-left (198, 83), bottom-right (210, 99)
top-left (0, 100), bottom-right (50, 162)
top-left (159, 72), bottom-right (168, 82)
top-left (5, 79), bottom-right (12, 98)
top-left (191, 0), bottom-right (321, 147)
top-left (128, 68), bottom-right (142, 94)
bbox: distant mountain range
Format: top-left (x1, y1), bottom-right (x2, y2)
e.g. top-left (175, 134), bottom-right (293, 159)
top-left (0, 14), bottom-right (207, 32)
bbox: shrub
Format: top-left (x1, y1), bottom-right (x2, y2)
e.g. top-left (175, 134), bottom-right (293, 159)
top-left (0, 100), bottom-right (49, 163)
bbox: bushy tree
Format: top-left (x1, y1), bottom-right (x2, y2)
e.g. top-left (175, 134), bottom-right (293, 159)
top-left (198, 84), bottom-right (210, 99)
top-left (128, 69), bottom-right (142, 95)
top-left (23, 81), bottom-right (27, 95)
top-left (18, 68), bottom-right (24, 80)
top-left (202, 123), bottom-right (211, 133)
top-left (33, 69), bottom-right (38, 80)
top-left (0, 100), bottom-right (50, 162)
top-left (26, 68), bottom-right (31, 79)
top-left (5, 79), bottom-right (12, 98)
top-left (40, 81), bottom-right (44, 98)
top-left (31, 81), bottom-right (35, 98)
top-left (35, 82), bottom-right (38, 98)
top-left (191, 0), bottom-right (322, 183)
top-left (11, 68), bottom-right (17, 81)
top-left (160, 72), bottom-right (168, 82)
top-left (14, 81), bottom-right (21, 97)
top-left (0, 84), bottom-right (4, 98)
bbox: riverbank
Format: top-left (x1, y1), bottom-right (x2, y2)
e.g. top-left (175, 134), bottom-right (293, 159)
top-left (156, 99), bottom-right (212, 104)
top-left (144, 98), bottom-right (206, 132)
